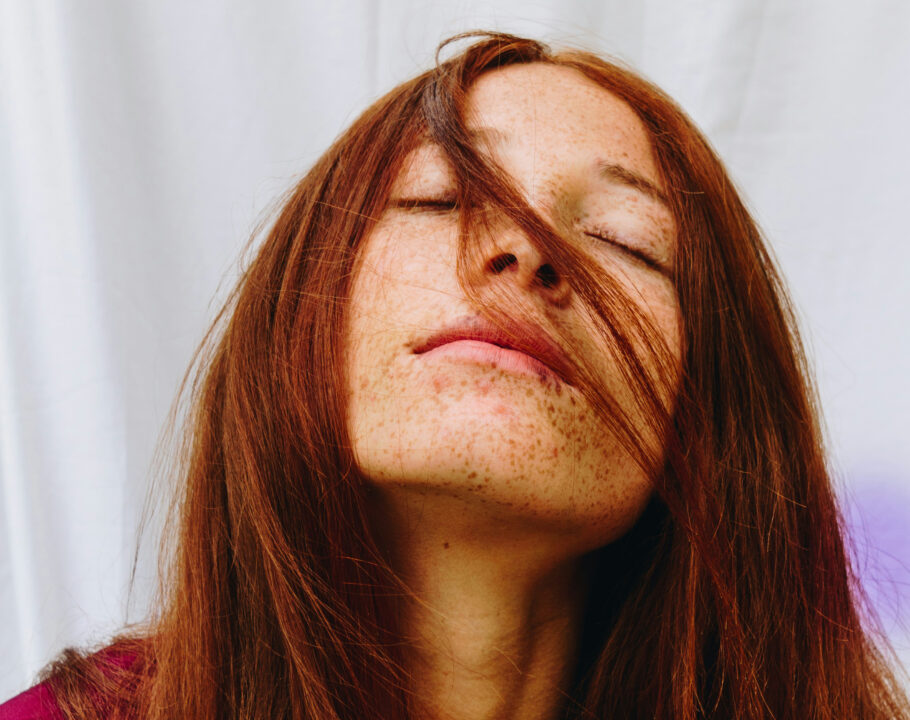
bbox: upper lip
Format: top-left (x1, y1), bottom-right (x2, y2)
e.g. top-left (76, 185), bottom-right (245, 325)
top-left (412, 315), bottom-right (574, 384)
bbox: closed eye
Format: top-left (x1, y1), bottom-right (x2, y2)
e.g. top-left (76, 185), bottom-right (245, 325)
top-left (389, 197), bottom-right (458, 212)
top-left (584, 230), bottom-right (666, 274)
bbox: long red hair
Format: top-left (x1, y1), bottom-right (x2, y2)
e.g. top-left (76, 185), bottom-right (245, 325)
top-left (44, 32), bottom-right (909, 719)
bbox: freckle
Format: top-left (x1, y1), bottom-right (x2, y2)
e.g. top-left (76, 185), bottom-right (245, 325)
top-left (553, 447), bottom-right (559, 458)
top-left (443, 542), bottom-right (450, 549)
top-left (468, 471), bottom-right (477, 479)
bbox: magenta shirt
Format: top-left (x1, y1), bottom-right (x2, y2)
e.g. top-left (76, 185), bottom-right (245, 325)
top-left (0, 646), bottom-right (142, 719)
top-left (0, 681), bottom-right (63, 720)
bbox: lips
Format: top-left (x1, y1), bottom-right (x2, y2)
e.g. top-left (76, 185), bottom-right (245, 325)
top-left (412, 316), bottom-right (573, 384)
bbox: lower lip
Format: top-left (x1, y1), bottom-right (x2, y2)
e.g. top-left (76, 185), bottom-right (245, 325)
top-left (419, 340), bottom-right (561, 383)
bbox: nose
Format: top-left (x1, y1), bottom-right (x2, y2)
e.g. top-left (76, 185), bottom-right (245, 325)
top-left (480, 233), bottom-right (572, 309)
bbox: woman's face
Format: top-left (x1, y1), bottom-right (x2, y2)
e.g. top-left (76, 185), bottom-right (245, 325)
top-left (345, 63), bottom-right (680, 552)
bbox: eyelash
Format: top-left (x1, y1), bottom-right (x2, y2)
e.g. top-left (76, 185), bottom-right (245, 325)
top-left (390, 197), bottom-right (458, 212)
top-left (583, 228), bottom-right (664, 273)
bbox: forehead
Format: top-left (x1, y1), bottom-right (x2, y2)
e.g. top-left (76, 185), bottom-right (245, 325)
top-left (463, 63), bottom-right (662, 191)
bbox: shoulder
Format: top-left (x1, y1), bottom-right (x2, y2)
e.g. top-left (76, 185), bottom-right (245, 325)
top-left (0, 638), bottom-right (150, 720)
top-left (0, 681), bottom-right (63, 720)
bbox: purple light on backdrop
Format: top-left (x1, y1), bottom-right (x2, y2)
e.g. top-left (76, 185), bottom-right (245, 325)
top-left (840, 474), bottom-right (910, 647)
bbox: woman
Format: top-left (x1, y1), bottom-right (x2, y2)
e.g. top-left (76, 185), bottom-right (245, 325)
top-left (2, 31), bottom-right (907, 720)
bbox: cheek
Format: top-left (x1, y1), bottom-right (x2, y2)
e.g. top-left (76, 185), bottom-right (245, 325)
top-left (570, 278), bottom-right (681, 478)
top-left (344, 225), bottom-right (450, 438)
top-left (649, 296), bottom-right (683, 402)
top-left (346, 230), bottom-right (417, 361)
top-left (621, 275), bottom-right (681, 383)
top-left (582, 275), bottom-right (681, 383)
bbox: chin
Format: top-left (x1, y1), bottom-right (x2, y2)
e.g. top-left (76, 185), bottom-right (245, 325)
top-left (356, 424), bottom-right (652, 538)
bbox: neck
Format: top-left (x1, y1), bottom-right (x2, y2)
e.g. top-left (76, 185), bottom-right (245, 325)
top-left (370, 488), bottom-right (592, 720)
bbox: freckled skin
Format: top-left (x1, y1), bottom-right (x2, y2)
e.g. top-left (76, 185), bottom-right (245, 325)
top-left (345, 64), bottom-right (681, 560)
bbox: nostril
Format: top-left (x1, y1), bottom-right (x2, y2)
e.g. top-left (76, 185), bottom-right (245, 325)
top-left (536, 263), bottom-right (559, 289)
top-left (488, 253), bottom-right (517, 274)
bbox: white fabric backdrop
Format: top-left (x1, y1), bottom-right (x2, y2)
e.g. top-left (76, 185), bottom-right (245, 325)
top-left (1, 0), bottom-right (908, 699)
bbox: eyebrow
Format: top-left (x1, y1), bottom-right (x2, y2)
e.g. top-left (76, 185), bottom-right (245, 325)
top-left (596, 161), bottom-right (670, 207)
